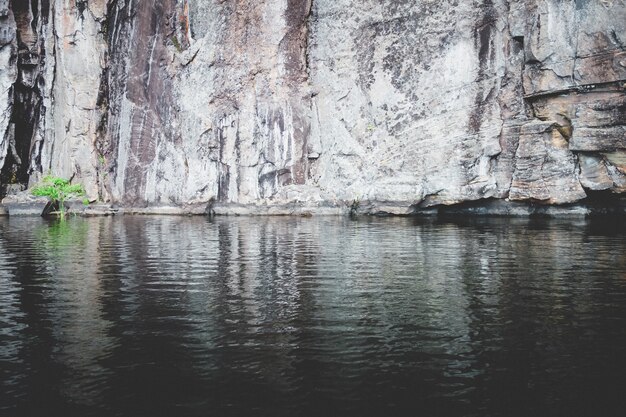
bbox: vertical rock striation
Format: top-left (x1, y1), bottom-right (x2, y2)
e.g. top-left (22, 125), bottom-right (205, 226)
top-left (0, 0), bottom-right (625, 214)
top-left (0, 0), bottom-right (107, 199)
top-left (0, 0), bottom-right (17, 185)
top-left (104, 0), bottom-right (178, 206)
top-left (101, 0), bottom-right (314, 208)
top-left (37, 0), bottom-right (108, 199)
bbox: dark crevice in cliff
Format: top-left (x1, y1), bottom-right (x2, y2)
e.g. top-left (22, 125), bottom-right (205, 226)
top-left (468, 1), bottom-right (497, 135)
top-left (95, 62), bottom-right (109, 201)
top-left (576, 190), bottom-right (626, 216)
top-left (304, 0), bottom-right (314, 81)
top-left (524, 80), bottom-right (626, 101)
top-left (91, 0), bottom-right (114, 202)
top-left (513, 35), bottom-right (536, 120)
top-left (421, 194), bottom-right (626, 217)
top-left (583, 189), bottom-right (624, 204)
top-left (0, 84), bottom-right (40, 190)
top-left (1, 0), bottom-right (44, 198)
top-left (76, 0), bottom-right (86, 19)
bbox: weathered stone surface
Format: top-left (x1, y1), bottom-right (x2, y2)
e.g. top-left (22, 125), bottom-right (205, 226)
top-left (0, 0), bottom-right (625, 214)
top-left (33, 0), bottom-right (108, 200)
top-left (570, 126), bottom-right (626, 151)
top-left (308, 0), bottom-right (508, 209)
top-left (579, 153), bottom-right (614, 191)
top-left (509, 121), bottom-right (586, 204)
top-left (603, 151), bottom-right (626, 175)
top-left (522, 1), bottom-right (626, 95)
top-left (1, 191), bottom-right (47, 215)
top-left (0, 4), bottom-right (16, 185)
top-left (1, 1), bottom-right (44, 191)
top-left (65, 200), bottom-right (119, 216)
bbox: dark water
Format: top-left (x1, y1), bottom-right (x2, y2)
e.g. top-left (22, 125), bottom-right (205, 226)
top-left (1, 215), bottom-right (626, 417)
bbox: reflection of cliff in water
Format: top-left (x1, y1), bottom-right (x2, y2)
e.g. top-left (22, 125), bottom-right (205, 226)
top-left (0, 216), bottom-right (625, 415)
top-left (0, 217), bottom-right (114, 409)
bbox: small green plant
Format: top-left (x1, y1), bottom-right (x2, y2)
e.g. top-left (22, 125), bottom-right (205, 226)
top-left (31, 175), bottom-right (85, 219)
top-left (170, 35), bottom-right (182, 52)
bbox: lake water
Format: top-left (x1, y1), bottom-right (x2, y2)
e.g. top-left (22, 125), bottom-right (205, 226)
top-left (1, 215), bottom-right (625, 416)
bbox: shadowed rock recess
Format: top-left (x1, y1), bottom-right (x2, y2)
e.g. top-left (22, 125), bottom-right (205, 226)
top-left (0, 0), bottom-right (625, 215)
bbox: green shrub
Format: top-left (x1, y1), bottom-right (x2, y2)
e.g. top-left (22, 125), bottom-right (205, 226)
top-left (31, 175), bottom-right (85, 219)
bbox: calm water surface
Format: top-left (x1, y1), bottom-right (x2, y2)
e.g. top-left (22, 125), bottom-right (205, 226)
top-left (1, 215), bottom-right (626, 416)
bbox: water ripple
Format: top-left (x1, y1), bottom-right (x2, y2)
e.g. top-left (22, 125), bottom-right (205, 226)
top-left (0, 216), bottom-right (626, 416)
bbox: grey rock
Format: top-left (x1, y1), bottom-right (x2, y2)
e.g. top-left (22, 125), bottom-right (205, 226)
top-left (570, 126), bottom-right (626, 151)
top-left (579, 153), bottom-right (614, 191)
top-left (64, 199), bottom-right (112, 216)
top-left (0, 0), bottom-right (624, 214)
top-left (1, 191), bottom-right (48, 216)
top-left (606, 161), bottom-right (626, 193)
top-left (509, 121), bottom-right (587, 204)
top-left (33, 0), bottom-right (107, 200)
top-left (0, 5), bottom-right (16, 175)
top-left (603, 151), bottom-right (626, 178)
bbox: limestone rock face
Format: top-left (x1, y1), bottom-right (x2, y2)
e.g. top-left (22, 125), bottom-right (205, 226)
top-left (0, 2), bottom-right (16, 182)
top-left (0, 0), bottom-right (625, 213)
top-left (38, 0), bottom-right (108, 199)
top-left (509, 121), bottom-right (586, 203)
top-left (104, 0), bottom-right (312, 208)
top-left (0, 0), bottom-right (107, 199)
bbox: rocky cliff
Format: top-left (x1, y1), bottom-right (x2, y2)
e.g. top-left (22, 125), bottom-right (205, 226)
top-left (0, 0), bottom-right (625, 214)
